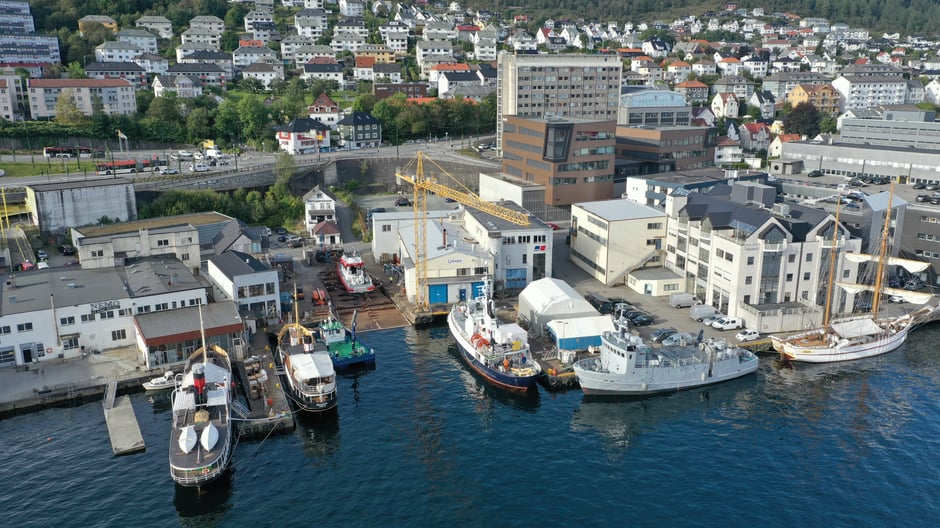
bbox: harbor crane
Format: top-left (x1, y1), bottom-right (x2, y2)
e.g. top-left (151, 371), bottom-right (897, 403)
top-left (395, 152), bottom-right (530, 323)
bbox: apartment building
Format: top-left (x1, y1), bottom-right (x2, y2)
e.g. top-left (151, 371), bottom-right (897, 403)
top-left (787, 83), bottom-right (841, 114)
top-left (496, 53), bottom-right (622, 152)
top-left (28, 78), bottom-right (137, 119)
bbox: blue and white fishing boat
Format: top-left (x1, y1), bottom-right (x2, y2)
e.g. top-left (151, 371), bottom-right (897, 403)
top-left (447, 277), bottom-right (540, 392)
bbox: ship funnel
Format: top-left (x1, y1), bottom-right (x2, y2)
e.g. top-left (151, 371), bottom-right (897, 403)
top-left (303, 334), bottom-right (314, 352)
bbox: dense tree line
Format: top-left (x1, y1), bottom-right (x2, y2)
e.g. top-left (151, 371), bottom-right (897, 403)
top-left (468, 0), bottom-right (940, 34)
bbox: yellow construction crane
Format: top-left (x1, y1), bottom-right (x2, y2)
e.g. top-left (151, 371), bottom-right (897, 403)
top-left (395, 152), bottom-right (530, 319)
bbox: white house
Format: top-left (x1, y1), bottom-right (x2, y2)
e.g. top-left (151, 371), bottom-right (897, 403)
top-left (206, 251), bottom-right (281, 318)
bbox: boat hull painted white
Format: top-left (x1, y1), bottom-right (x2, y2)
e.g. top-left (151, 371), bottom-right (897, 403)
top-left (780, 325), bottom-right (910, 363)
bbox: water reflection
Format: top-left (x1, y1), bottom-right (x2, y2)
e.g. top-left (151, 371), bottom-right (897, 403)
top-left (295, 413), bottom-right (341, 461)
top-left (147, 391), bottom-right (173, 414)
top-left (173, 470), bottom-right (233, 525)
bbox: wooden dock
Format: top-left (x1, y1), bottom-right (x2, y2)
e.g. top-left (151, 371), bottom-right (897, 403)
top-left (233, 345), bottom-right (294, 440)
top-left (102, 382), bottom-right (145, 456)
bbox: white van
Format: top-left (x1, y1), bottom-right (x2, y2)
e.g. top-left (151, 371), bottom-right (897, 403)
top-left (189, 163), bottom-right (209, 172)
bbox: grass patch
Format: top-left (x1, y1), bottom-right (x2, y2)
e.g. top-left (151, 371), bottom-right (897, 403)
top-left (0, 160), bottom-right (99, 178)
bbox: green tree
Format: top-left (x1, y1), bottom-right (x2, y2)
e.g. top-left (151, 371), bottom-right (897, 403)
top-left (54, 90), bottom-right (86, 125)
top-left (237, 95), bottom-right (271, 142)
top-left (214, 99), bottom-right (242, 143)
top-left (783, 102), bottom-right (822, 137)
top-left (186, 107), bottom-right (214, 142)
top-left (66, 62), bottom-right (87, 79)
top-left (145, 93), bottom-right (183, 126)
top-left (352, 93), bottom-right (377, 113)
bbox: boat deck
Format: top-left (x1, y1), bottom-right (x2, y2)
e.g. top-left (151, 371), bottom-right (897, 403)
top-left (233, 333), bottom-right (294, 440)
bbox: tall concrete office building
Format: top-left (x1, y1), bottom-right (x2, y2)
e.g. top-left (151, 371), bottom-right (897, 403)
top-left (496, 52), bottom-right (622, 152)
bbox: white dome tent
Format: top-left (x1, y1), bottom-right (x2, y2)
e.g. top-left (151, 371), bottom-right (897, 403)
top-left (517, 278), bottom-right (598, 337)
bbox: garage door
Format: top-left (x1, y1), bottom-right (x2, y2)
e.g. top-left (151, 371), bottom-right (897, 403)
top-left (428, 283), bottom-right (448, 304)
top-left (505, 268), bottom-right (527, 289)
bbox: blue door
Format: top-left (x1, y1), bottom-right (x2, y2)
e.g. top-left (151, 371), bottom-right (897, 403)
top-left (458, 288), bottom-right (467, 301)
top-left (471, 282), bottom-right (484, 298)
top-left (428, 284), bottom-right (448, 304)
top-left (505, 268), bottom-right (527, 289)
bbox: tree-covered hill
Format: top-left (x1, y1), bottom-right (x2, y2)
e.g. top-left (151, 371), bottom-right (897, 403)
top-left (469, 0), bottom-right (940, 36)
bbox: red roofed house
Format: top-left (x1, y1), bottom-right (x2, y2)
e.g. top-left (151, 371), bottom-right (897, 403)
top-left (675, 80), bottom-right (710, 104)
top-left (714, 136), bottom-right (744, 166)
top-left (355, 55), bottom-right (377, 81)
top-left (665, 60), bottom-right (691, 82)
top-left (308, 92), bottom-right (341, 128)
top-left (768, 133), bottom-right (802, 158)
top-left (738, 122), bottom-right (772, 152)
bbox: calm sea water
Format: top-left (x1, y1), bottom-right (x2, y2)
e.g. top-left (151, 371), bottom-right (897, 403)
top-left (3, 324), bottom-right (940, 527)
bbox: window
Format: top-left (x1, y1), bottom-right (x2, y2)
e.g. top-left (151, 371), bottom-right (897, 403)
top-left (786, 273), bottom-right (793, 282)
top-left (119, 308), bottom-right (133, 316)
top-left (81, 313), bottom-right (94, 322)
top-left (745, 276), bottom-right (753, 285)
top-left (382, 225), bottom-right (391, 232)
top-left (806, 253), bottom-right (813, 262)
top-left (112, 329), bottom-right (127, 341)
top-left (154, 302), bottom-right (169, 311)
top-left (63, 337), bottom-right (79, 350)
top-left (803, 272), bottom-right (811, 280)
top-left (137, 305), bottom-right (151, 313)
top-left (0, 326), bottom-right (9, 335)
top-left (181, 253), bottom-right (189, 261)
top-left (157, 239), bottom-right (169, 247)
top-left (788, 254), bottom-right (796, 263)
top-left (522, 254), bottom-right (527, 264)
top-left (60, 316), bottom-right (76, 325)
top-left (17, 322), bottom-right (33, 332)
top-left (747, 256), bottom-right (754, 265)
top-left (91, 250), bottom-right (104, 257)
top-left (100, 311), bottom-right (114, 319)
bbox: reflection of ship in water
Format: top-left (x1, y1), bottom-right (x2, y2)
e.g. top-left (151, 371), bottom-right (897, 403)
top-left (295, 414), bottom-right (340, 461)
top-left (147, 390), bottom-right (173, 414)
top-left (448, 342), bottom-right (541, 413)
top-left (173, 468), bottom-right (233, 525)
top-left (572, 384), bottom-right (748, 453)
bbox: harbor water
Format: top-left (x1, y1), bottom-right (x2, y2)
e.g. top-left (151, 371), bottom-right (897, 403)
top-left (3, 324), bottom-right (940, 526)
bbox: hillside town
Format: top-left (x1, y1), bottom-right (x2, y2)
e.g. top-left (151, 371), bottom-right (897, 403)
top-left (2, 0), bottom-right (940, 389)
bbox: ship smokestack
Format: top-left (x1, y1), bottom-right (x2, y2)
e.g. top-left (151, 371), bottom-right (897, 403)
top-left (303, 335), bottom-right (314, 352)
top-left (442, 228), bottom-right (447, 247)
top-left (193, 363), bottom-right (206, 405)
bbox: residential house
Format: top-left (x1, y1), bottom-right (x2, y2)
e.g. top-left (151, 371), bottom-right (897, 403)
top-left (717, 56), bottom-right (743, 76)
top-left (331, 32), bottom-right (368, 54)
top-left (84, 62), bottom-right (147, 90)
top-left (710, 75), bottom-right (755, 100)
top-left (95, 41), bottom-right (142, 63)
top-left (357, 44), bottom-right (396, 64)
top-left (336, 111), bottom-right (382, 150)
top-left (152, 75), bottom-right (202, 98)
top-left (749, 90), bottom-right (776, 120)
top-left (674, 80), bottom-right (709, 104)
top-left (740, 55), bottom-right (769, 78)
top-left (0, 76), bottom-right (24, 121)
top-left (302, 185), bottom-right (338, 236)
top-left (665, 60), bottom-right (692, 82)
top-left (189, 15), bottom-right (225, 35)
top-left (116, 29), bottom-right (158, 54)
top-left (691, 106), bottom-right (716, 127)
top-left (311, 221), bottom-right (342, 250)
top-left (28, 79), bottom-right (137, 119)
top-left (691, 60), bottom-right (717, 77)
top-left (787, 83), bottom-right (840, 114)
top-left (293, 45), bottom-right (334, 68)
top-left (175, 42), bottom-right (218, 62)
top-left (241, 59), bottom-right (285, 89)
top-left (738, 122), bottom-right (772, 151)
top-left (714, 137), bottom-right (744, 165)
top-left (179, 50), bottom-right (234, 80)
top-left (251, 22), bottom-right (281, 45)
top-left (301, 57), bottom-right (344, 85)
top-left (133, 53), bottom-right (169, 76)
top-left (233, 45), bottom-right (277, 73)
top-left (307, 92), bottom-right (341, 128)
top-left (507, 30), bottom-right (538, 52)
top-left (277, 117), bottom-right (331, 155)
top-left (334, 17), bottom-right (369, 38)
top-left (354, 55), bottom-right (377, 82)
top-left (244, 9), bottom-right (274, 32)
top-left (339, 0), bottom-right (364, 17)
top-left (181, 27), bottom-right (222, 48)
top-left (78, 15), bottom-right (117, 36)
top-left (768, 133), bottom-right (802, 157)
top-left (438, 71), bottom-right (481, 98)
top-left (374, 82), bottom-right (426, 100)
top-left (135, 15), bottom-right (172, 39)
top-left (763, 71), bottom-right (830, 101)
top-left (373, 63), bottom-right (403, 83)
top-left (642, 36), bottom-right (670, 58)
top-left (295, 8), bottom-right (328, 39)
top-left (711, 92), bottom-right (739, 118)
top-left (165, 63), bottom-right (226, 89)
top-left (424, 20), bottom-right (457, 42)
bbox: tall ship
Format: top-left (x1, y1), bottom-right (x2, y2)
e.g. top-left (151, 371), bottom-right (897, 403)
top-left (277, 321), bottom-right (338, 414)
top-left (168, 334), bottom-right (235, 487)
top-left (447, 277), bottom-right (540, 392)
top-left (336, 250), bottom-right (375, 294)
top-left (319, 308), bottom-right (375, 371)
top-left (573, 317), bottom-right (759, 396)
top-left (772, 184), bottom-right (936, 363)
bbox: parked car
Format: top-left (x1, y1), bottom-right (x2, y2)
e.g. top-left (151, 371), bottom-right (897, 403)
top-left (585, 293), bottom-right (614, 314)
top-left (294, 285), bottom-right (304, 300)
top-left (159, 167), bottom-right (179, 175)
top-left (808, 170), bottom-right (823, 177)
top-left (917, 194), bottom-right (931, 202)
top-left (702, 313), bottom-right (723, 326)
top-left (57, 244), bottom-right (76, 256)
top-left (650, 327), bottom-right (678, 343)
top-left (177, 150), bottom-right (194, 159)
top-left (546, 222), bottom-right (561, 230)
top-left (286, 235), bottom-right (304, 248)
top-left (275, 227), bottom-right (288, 235)
top-left (37, 249), bottom-right (48, 260)
top-left (711, 317), bottom-right (744, 331)
top-left (36, 261), bottom-right (49, 269)
top-left (735, 329), bottom-right (760, 342)
top-left (913, 182), bottom-right (927, 190)
top-left (394, 196), bottom-right (411, 206)
top-left (630, 314), bottom-right (656, 326)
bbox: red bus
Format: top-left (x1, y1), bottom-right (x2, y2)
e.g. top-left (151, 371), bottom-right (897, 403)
top-left (95, 160), bottom-right (138, 175)
top-left (44, 146), bottom-right (105, 159)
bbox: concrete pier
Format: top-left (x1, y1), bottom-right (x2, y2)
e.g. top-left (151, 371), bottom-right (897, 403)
top-left (103, 388), bottom-right (145, 456)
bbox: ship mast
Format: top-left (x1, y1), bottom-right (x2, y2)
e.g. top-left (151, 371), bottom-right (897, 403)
top-left (870, 182), bottom-right (896, 315)
top-left (823, 195), bottom-right (842, 328)
top-left (198, 302), bottom-right (207, 367)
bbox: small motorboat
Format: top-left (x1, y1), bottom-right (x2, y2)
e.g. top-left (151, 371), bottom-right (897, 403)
top-left (143, 371), bottom-right (176, 391)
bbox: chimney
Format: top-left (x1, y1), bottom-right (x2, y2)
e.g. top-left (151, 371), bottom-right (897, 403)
top-left (442, 228), bottom-right (447, 247)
